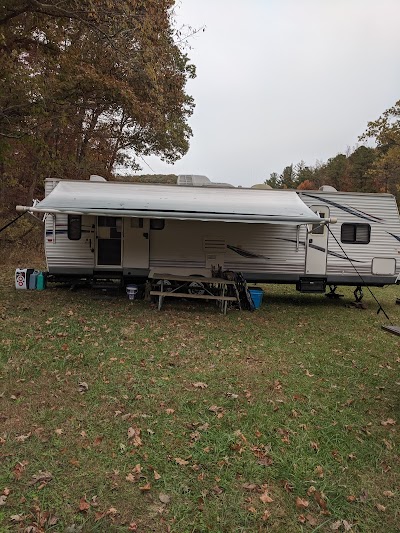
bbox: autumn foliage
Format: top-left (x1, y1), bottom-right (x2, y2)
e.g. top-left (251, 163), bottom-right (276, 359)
top-left (266, 100), bottom-right (400, 204)
top-left (0, 0), bottom-right (195, 213)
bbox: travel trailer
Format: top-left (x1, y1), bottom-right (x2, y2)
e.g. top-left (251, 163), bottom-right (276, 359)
top-left (16, 175), bottom-right (400, 295)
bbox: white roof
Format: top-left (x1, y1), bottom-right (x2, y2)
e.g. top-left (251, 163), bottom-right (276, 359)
top-left (29, 180), bottom-right (322, 224)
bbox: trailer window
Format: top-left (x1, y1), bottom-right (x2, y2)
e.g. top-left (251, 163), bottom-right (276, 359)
top-left (311, 212), bottom-right (326, 235)
top-left (341, 223), bottom-right (370, 244)
top-left (150, 219), bottom-right (165, 230)
top-left (68, 215), bottom-right (82, 240)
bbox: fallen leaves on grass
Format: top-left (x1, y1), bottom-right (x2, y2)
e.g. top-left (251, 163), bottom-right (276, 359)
top-left (153, 470), bottom-right (161, 480)
top-left (331, 520), bottom-right (353, 531)
top-left (251, 445), bottom-right (274, 466)
top-left (15, 432), bottom-right (31, 442)
top-left (175, 457), bottom-right (189, 466)
top-left (139, 483), bottom-right (151, 492)
top-left (358, 491), bottom-right (368, 503)
top-left (382, 438), bottom-right (393, 450)
top-left (375, 503), bottom-right (386, 512)
top-left (315, 465), bottom-right (324, 478)
top-left (192, 382), bottom-right (208, 389)
top-left (314, 490), bottom-right (328, 511)
top-left (126, 464), bottom-right (142, 482)
top-left (380, 418), bottom-right (396, 426)
top-left (208, 405), bottom-right (224, 418)
top-left (12, 461), bottom-right (28, 481)
top-left (242, 483), bottom-right (258, 492)
top-left (127, 427), bottom-right (142, 447)
top-left (295, 497), bottom-right (309, 509)
top-left (78, 382), bottom-right (88, 394)
top-left (298, 514), bottom-right (318, 526)
top-left (10, 514), bottom-right (25, 522)
top-left (383, 490), bottom-right (394, 498)
top-left (78, 497), bottom-right (90, 512)
top-left (159, 493), bottom-right (170, 504)
top-left (29, 471), bottom-right (52, 486)
top-left (259, 491), bottom-right (274, 504)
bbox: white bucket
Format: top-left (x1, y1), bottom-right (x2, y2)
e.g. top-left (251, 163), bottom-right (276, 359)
top-left (126, 284), bottom-right (138, 300)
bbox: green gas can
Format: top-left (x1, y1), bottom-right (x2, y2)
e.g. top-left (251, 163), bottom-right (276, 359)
top-left (36, 272), bottom-right (45, 290)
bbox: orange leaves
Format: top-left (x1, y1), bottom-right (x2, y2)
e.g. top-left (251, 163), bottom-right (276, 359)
top-left (298, 513), bottom-right (318, 526)
top-left (174, 457), bottom-right (189, 466)
top-left (127, 427), bottom-right (142, 447)
top-left (251, 445), bottom-right (274, 466)
top-left (79, 496), bottom-right (90, 512)
top-left (126, 464), bottom-right (142, 483)
top-left (259, 491), bottom-right (274, 504)
top-left (296, 496), bottom-right (309, 509)
top-left (13, 461), bottom-right (28, 480)
top-left (314, 490), bottom-right (327, 511)
top-left (208, 405), bottom-right (224, 418)
top-left (244, 484), bottom-right (274, 521)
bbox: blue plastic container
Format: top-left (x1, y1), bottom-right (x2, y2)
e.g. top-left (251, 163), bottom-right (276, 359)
top-left (29, 270), bottom-right (39, 289)
top-left (248, 287), bottom-right (264, 309)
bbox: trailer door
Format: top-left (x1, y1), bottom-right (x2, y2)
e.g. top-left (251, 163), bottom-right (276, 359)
top-left (305, 205), bottom-right (329, 275)
top-left (96, 216), bottom-right (122, 267)
top-left (123, 218), bottom-right (150, 269)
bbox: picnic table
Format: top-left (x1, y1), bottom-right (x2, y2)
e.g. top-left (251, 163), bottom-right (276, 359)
top-left (149, 273), bottom-right (239, 314)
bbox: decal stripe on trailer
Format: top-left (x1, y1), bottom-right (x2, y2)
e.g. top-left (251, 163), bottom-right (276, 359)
top-left (301, 193), bottom-right (384, 223)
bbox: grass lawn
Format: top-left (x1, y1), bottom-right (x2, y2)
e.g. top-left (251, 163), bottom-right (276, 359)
top-left (0, 267), bottom-right (399, 532)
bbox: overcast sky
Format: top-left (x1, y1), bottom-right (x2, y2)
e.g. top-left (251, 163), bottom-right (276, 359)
top-left (134, 0), bottom-right (400, 187)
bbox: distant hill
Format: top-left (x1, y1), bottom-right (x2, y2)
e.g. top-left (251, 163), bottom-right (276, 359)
top-left (112, 174), bottom-right (178, 184)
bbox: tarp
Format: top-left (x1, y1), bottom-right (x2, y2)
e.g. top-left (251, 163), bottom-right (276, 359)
top-left (18, 180), bottom-right (324, 224)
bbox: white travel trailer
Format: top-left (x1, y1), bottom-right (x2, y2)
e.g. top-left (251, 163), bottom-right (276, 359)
top-left (17, 175), bottom-right (400, 295)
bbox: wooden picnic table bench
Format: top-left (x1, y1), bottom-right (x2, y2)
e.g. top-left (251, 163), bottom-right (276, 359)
top-left (149, 273), bottom-right (239, 314)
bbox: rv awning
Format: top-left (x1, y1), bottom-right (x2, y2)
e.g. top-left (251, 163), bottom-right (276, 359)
top-left (17, 180), bottom-right (324, 224)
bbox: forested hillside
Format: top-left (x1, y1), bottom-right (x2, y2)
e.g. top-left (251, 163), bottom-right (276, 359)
top-left (0, 0), bottom-right (195, 215)
top-left (266, 100), bottom-right (400, 203)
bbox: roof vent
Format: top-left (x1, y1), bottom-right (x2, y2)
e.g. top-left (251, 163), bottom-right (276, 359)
top-left (90, 175), bottom-right (107, 182)
top-left (319, 185), bottom-right (337, 192)
top-left (251, 184), bottom-right (273, 189)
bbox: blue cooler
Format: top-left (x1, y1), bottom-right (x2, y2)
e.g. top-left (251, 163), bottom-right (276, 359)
top-left (248, 287), bottom-right (264, 309)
